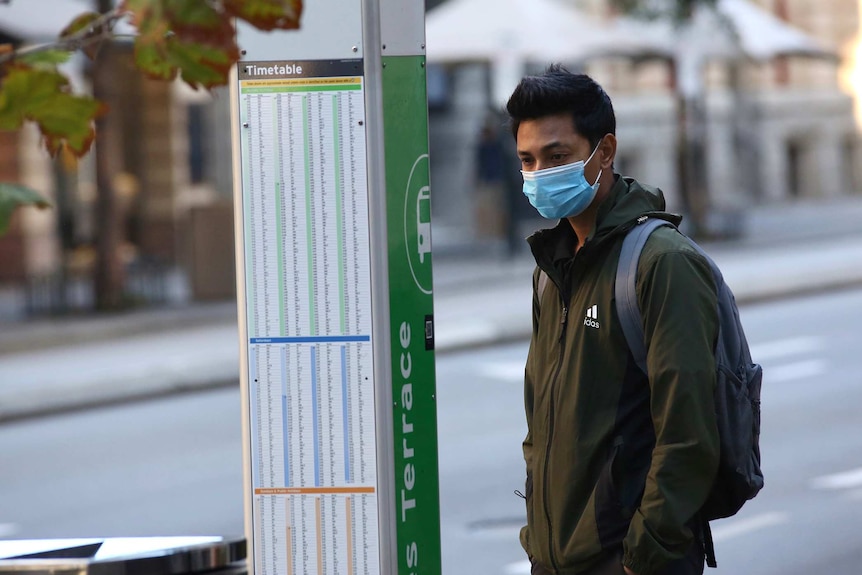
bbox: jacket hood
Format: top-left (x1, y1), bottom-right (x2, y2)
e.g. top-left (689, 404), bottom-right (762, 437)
top-left (527, 175), bottom-right (681, 268)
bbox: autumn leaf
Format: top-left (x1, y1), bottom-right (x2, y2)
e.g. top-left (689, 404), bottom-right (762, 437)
top-left (224, 0), bottom-right (303, 31)
top-left (0, 65), bottom-right (105, 156)
top-left (60, 11), bottom-right (103, 38)
top-left (163, 0), bottom-right (235, 40)
top-left (135, 35), bottom-right (236, 87)
top-left (0, 183), bottom-right (50, 236)
top-left (123, 0), bottom-right (302, 88)
top-left (60, 11), bottom-right (109, 60)
top-left (125, 0), bottom-right (238, 89)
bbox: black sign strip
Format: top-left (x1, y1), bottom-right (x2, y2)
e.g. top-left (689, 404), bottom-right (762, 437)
top-left (239, 59), bottom-right (364, 80)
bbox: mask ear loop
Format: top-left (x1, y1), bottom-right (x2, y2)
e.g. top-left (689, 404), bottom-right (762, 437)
top-left (586, 136), bottom-right (604, 187)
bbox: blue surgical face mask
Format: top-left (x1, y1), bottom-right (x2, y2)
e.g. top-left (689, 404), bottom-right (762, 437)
top-left (521, 141), bottom-right (603, 219)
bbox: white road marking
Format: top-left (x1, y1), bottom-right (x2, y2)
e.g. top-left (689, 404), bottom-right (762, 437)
top-left (0, 523), bottom-right (18, 537)
top-left (502, 513), bottom-right (788, 573)
top-left (811, 467), bottom-right (862, 490)
top-left (479, 337), bottom-right (826, 384)
top-left (710, 512), bottom-right (790, 542)
top-left (478, 361), bottom-right (525, 383)
top-left (504, 559), bottom-right (531, 575)
top-left (765, 359), bottom-right (826, 383)
top-left (750, 337), bottom-right (823, 361)
top-left (471, 525), bottom-right (523, 539)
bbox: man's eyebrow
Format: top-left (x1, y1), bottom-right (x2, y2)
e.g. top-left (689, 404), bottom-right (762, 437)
top-left (518, 141), bottom-right (566, 156)
top-left (540, 141), bottom-right (566, 152)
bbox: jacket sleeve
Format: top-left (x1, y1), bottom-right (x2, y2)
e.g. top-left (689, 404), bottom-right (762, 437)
top-left (520, 267), bottom-right (542, 556)
top-left (524, 266), bottom-right (543, 471)
top-left (621, 248), bottom-right (721, 575)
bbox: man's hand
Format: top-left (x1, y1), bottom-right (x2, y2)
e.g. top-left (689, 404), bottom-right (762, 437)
top-left (623, 567), bottom-right (639, 575)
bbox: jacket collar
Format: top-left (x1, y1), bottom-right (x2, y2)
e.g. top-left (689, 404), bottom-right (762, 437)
top-left (527, 175), bottom-right (680, 271)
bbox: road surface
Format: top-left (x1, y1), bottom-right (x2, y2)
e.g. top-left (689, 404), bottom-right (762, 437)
top-left (2, 288), bottom-right (861, 574)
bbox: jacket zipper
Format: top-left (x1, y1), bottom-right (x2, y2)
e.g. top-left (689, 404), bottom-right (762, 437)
top-left (542, 297), bottom-right (569, 573)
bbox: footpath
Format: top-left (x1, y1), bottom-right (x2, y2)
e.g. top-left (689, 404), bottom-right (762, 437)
top-left (1, 196), bottom-right (862, 422)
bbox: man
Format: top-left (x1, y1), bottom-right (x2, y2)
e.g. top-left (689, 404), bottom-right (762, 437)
top-left (474, 115), bottom-right (507, 240)
top-left (508, 65), bottom-right (720, 575)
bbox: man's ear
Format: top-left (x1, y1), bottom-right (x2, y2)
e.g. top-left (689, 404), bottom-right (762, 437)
top-left (598, 134), bottom-right (617, 170)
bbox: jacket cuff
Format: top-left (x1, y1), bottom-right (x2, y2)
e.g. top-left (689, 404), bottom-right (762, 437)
top-left (621, 554), bottom-right (651, 575)
top-left (623, 510), bottom-right (688, 575)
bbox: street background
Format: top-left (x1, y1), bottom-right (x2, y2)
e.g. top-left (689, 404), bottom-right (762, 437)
top-left (2, 1), bottom-right (862, 573)
top-left (2, 194), bottom-right (862, 575)
top-left (4, 195), bottom-right (862, 419)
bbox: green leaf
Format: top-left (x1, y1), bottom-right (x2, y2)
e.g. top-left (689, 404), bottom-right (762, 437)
top-left (164, 0), bottom-right (226, 32)
top-left (60, 11), bottom-right (109, 60)
top-left (0, 65), bottom-right (105, 156)
top-left (128, 0), bottom-right (240, 89)
top-left (133, 40), bottom-right (177, 82)
top-left (224, 0), bottom-right (303, 31)
top-left (125, 0), bottom-right (303, 89)
top-left (0, 183), bottom-right (51, 236)
top-left (60, 12), bottom-right (103, 38)
top-left (19, 50), bottom-right (73, 66)
top-left (135, 34), bottom-right (237, 88)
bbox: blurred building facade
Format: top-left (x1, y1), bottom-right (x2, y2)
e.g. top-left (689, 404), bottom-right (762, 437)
top-left (1, 0), bottom-right (860, 317)
top-left (584, 0), bottom-right (862, 208)
top-left (0, 19), bottom-right (237, 318)
top-left (427, 0), bottom-right (862, 244)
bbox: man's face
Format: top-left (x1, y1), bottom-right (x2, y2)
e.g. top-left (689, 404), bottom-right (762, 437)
top-left (516, 113), bottom-right (599, 184)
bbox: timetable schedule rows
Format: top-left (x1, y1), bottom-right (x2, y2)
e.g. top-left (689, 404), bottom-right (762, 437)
top-left (253, 490), bottom-right (379, 575)
top-left (248, 341), bottom-right (376, 490)
top-left (238, 68), bottom-right (380, 575)
top-left (241, 81), bottom-right (370, 341)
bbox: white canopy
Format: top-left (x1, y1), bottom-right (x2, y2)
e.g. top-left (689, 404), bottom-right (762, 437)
top-left (425, 0), bottom-right (835, 66)
top-left (425, 0), bottom-right (674, 104)
top-left (711, 0), bottom-right (835, 61)
top-left (425, 0), bottom-right (670, 64)
top-left (662, 0), bottom-right (838, 97)
top-left (647, 0), bottom-right (836, 63)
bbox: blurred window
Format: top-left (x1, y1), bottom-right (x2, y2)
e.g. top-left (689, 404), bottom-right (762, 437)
top-left (188, 104), bottom-right (206, 184)
top-left (786, 139), bottom-right (803, 197)
top-left (843, 135), bottom-right (859, 194)
top-left (427, 64), bottom-right (451, 112)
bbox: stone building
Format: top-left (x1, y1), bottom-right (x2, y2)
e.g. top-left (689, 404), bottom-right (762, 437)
top-left (426, 0), bottom-right (862, 245)
top-left (2, 0), bottom-right (858, 315)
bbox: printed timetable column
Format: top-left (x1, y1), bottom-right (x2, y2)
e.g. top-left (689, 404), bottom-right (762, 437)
top-left (236, 59), bottom-right (380, 575)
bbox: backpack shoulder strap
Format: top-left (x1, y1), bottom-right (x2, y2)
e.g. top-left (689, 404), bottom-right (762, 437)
top-left (615, 217), bottom-right (674, 375)
top-left (615, 217), bottom-right (723, 569)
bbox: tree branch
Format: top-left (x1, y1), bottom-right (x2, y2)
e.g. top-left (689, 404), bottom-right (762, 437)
top-left (0, 8), bottom-right (130, 65)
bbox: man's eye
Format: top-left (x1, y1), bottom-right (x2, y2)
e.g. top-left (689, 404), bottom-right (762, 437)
top-left (520, 158), bottom-right (533, 166)
top-left (550, 153), bottom-right (565, 161)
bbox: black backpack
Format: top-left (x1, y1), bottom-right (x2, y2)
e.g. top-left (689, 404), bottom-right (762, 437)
top-left (537, 215), bottom-right (764, 567)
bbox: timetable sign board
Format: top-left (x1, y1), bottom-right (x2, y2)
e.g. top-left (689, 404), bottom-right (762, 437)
top-left (231, 2), bottom-right (441, 574)
top-left (236, 58), bottom-right (381, 575)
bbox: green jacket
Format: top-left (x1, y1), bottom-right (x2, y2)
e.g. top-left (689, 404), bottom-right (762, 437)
top-left (521, 176), bottom-right (721, 575)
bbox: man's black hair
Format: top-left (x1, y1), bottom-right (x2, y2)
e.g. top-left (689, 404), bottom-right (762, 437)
top-left (506, 64), bottom-right (616, 150)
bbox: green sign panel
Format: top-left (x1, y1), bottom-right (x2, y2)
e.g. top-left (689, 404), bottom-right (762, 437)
top-left (382, 55), bottom-right (441, 575)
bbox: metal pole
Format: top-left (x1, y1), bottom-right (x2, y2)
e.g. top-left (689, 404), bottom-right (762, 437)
top-left (360, 0), bottom-right (398, 571)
